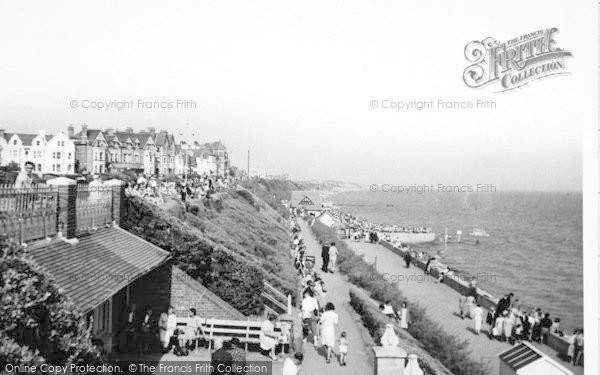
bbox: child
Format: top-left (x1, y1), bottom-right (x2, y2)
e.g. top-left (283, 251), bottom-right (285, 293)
top-left (338, 331), bottom-right (348, 366)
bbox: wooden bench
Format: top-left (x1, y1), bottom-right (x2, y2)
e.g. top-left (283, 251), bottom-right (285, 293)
top-left (176, 317), bottom-right (286, 352)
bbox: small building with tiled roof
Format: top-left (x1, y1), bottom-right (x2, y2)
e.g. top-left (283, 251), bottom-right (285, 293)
top-left (17, 178), bottom-right (245, 352)
top-left (290, 191), bottom-right (325, 215)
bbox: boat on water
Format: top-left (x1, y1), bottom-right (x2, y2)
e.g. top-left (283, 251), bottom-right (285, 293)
top-left (469, 228), bottom-right (490, 237)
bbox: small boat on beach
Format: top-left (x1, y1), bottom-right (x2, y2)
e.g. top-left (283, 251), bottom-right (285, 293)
top-left (469, 228), bottom-right (489, 237)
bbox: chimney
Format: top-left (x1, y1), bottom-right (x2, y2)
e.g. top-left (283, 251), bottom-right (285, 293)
top-left (105, 128), bottom-right (115, 136)
top-left (67, 125), bottom-right (74, 138)
top-left (126, 127), bottom-right (133, 134)
top-left (81, 124), bottom-right (88, 142)
top-left (147, 127), bottom-right (156, 136)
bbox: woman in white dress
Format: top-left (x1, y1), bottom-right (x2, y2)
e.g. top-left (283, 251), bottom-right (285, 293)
top-left (465, 295), bottom-right (475, 319)
top-left (473, 304), bottom-right (483, 335)
top-left (399, 302), bottom-right (409, 330)
top-left (319, 302), bottom-right (339, 363)
top-left (259, 314), bottom-right (280, 360)
top-left (328, 243), bottom-right (338, 273)
top-left (165, 306), bottom-right (177, 352)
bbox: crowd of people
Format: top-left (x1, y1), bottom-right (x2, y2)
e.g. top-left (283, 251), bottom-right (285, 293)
top-left (455, 291), bottom-right (585, 367)
top-left (124, 172), bottom-right (237, 205)
top-left (289, 213), bottom-right (348, 368)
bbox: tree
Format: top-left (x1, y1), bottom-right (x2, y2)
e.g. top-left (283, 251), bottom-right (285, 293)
top-left (0, 237), bottom-right (104, 368)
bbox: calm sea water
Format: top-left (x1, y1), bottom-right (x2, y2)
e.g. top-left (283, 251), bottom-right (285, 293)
top-left (333, 190), bottom-right (583, 331)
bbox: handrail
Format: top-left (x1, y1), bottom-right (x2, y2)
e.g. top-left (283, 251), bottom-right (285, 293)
top-left (263, 281), bottom-right (288, 302)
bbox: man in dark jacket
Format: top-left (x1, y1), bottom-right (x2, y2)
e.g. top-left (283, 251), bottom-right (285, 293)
top-left (211, 339), bottom-right (233, 375)
top-left (321, 241), bottom-right (330, 272)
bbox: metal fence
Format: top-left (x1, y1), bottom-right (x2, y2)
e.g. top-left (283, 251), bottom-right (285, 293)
top-left (75, 184), bottom-right (114, 232)
top-left (0, 184), bottom-right (59, 243)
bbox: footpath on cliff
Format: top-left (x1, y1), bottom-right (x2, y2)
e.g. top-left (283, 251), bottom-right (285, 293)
top-left (297, 220), bottom-right (373, 375)
top-left (346, 240), bottom-right (583, 375)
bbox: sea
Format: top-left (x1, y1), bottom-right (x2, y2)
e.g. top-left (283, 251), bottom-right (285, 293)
top-left (333, 189), bottom-right (583, 332)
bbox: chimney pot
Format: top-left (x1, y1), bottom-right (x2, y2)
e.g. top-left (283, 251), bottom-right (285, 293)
top-left (67, 125), bottom-right (74, 138)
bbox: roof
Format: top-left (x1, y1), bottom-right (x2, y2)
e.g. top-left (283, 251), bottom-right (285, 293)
top-left (73, 129), bottom-right (103, 145)
top-left (499, 343), bottom-right (542, 371)
top-left (154, 131), bottom-right (168, 146)
top-left (290, 191), bottom-right (324, 211)
top-left (28, 226), bottom-right (170, 312)
top-left (4, 133), bottom-right (39, 145)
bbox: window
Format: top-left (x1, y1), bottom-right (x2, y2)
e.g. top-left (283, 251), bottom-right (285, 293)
top-left (24, 150), bottom-right (29, 156)
top-left (52, 164), bottom-right (55, 172)
top-left (68, 164), bottom-right (72, 171)
top-left (135, 155), bottom-right (139, 163)
top-left (37, 164), bottom-right (41, 171)
top-left (13, 140), bottom-right (17, 145)
top-left (99, 165), bottom-right (103, 173)
top-left (56, 152), bottom-right (61, 159)
top-left (68, 152), bottom-right (72, 160)
top-left (56, 164), bottom-right (60, 172)
top-left (36, 141), bottom-right (40, 146)
top-left (100, 152), bottom-right (104, 161)
top-left (52, 152), bottom-right (56, 159)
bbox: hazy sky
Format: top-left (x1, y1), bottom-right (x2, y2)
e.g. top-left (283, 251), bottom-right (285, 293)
top-left (0, 0), bottom-right (595, 191)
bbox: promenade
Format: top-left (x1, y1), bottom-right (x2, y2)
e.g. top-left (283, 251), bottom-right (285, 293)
top-left (346, 240), bottom-right (584, 375)
top-left (298, 220), bottom-right (373, 375)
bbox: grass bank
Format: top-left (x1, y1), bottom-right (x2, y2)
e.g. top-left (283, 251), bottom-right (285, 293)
top-left (121, 188), bottom-right (297, 316)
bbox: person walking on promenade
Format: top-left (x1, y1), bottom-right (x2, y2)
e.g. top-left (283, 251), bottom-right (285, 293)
top-left (473, 304), bottom-right (483, 335)
top-left (313, 278), bottom-right (327, 310)
top-left (403, 251), bottom-right (411, 268)
top-left (301, 289), bottom-right (319, 346)
top-left (459, 294), bottom-right (467, 320)
top-left (319, 302), bottom-right (339, 364)
top-left (158, 309), bottom-right (168, 349)
top-left (399, 302), bottom-right (410, 330)
top-left (321, 241), bottom-right (330, 272)
top-left (328, 242), bottom-right (338, 273)
top-left (338, 331), bottom-right (348, 366)
top-left (165, 306), bottom-right (177, 353)
top-left (486, 308), bottom-right (496, 339)
top-left (282, 352), bottom-right (303, 375)
top-left (503, 310), bottom-right (514, 343)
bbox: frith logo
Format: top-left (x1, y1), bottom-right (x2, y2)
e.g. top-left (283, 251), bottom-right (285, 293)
top-left (463, 28), bottom-right (572, 92)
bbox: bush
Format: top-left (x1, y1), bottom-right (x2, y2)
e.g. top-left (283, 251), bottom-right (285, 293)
top-left (309, 222), bottom-right (490, 375)
top-left (0, 237), bottom-right (104, 369)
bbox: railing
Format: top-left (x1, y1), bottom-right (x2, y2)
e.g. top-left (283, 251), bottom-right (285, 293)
top-left (262, 281), bottom-right (292, 315)
top-left (0, 184), bottom-right (58, 243)
top-left (75, 184), bottom-right (113, 232)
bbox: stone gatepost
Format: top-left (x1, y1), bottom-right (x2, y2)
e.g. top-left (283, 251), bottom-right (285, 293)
top-left (373, 346), bottom-right (407, 375)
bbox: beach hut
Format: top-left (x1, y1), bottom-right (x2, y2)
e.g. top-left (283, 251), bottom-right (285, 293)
top-left (498, 342), bottom-right (573, 375)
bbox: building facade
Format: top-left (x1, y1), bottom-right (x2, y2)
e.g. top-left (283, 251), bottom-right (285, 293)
top-left (0, 129), bottom-right (75, 175)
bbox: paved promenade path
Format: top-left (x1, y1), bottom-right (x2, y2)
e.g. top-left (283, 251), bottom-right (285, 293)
top-left (346, 240), bottom-right (584, 375)
top-left (298, 220), bottom-right (373, 375)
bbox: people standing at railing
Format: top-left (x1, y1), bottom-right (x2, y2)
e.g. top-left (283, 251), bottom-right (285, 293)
top-left (486, 308), bottom-right (496, 339)
top-left (473, 304), bottom-right (483, 335)
top-left (540, 313), bottom-right (553, 344)
top-left (399, 302), bottom-right (410, 330)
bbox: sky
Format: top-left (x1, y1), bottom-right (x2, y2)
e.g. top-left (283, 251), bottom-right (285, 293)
top-left (0, 0), bottom-right (596, 192)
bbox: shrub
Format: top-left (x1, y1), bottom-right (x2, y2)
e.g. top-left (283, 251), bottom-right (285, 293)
top-left (0, 237), bottom-right (104, 369)
top-left (309, 222), bottom-right (490, 375)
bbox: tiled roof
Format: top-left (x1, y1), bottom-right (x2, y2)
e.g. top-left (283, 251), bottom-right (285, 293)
top-left (28, 227), bottom-right (170, 312)
top-left (4, 133), bottom-right (38, 145)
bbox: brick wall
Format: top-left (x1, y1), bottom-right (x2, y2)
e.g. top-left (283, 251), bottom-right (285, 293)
top-left (170, 266), bottom-right (245, 320)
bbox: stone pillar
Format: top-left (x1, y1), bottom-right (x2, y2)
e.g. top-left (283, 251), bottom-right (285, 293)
top-left (104, 179), bottom-right (125, 225)
top-left (47, 177), bottom-right (77, 239)
top-left (404, 354), bottom-right (424, 375)
top-left (373, 346), bottom-right (407, 375)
